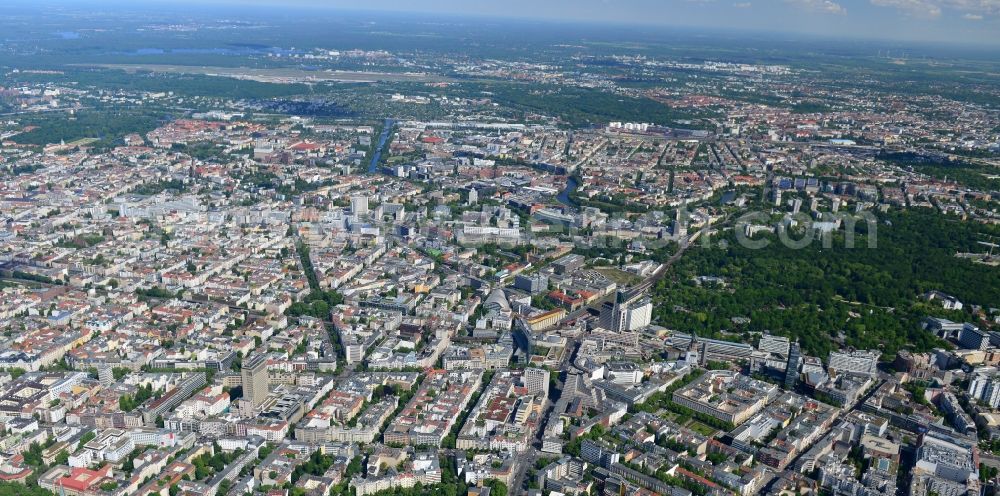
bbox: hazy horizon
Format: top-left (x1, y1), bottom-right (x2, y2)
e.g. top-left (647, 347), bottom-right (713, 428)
top-left (5, 0), bottom-right (1000, 47)
top-left (34, 0), bottom-right (999, 47)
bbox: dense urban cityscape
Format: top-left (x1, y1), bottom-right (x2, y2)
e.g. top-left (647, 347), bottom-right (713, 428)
top-left (0, 1), bottom-right (998, 496)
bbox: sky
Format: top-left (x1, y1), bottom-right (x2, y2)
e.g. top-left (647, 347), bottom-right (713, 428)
top-left (29, 0), bottom-right (1000, 46)
top-left (158, 0), bottom-right (1000, 45)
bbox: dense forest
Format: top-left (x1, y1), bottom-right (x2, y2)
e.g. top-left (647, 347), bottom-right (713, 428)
top-left (442, 82), bottom-right (713, 128)
top-left (14, 110), bottom-right (166, 148)
top-left (652, 208), bottom-right (1000, 359)
top-left (880, 151), bottom-right (1000, 191)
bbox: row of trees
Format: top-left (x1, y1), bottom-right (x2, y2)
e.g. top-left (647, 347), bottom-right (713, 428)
top-left (285, 241), bottom-right (345, 320)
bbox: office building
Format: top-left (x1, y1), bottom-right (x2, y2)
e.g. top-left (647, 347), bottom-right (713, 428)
top-left (242, 354), bottom-right (270, 408)
top-left (345, 344), bottom-right (365, 365)
top-left (351, 195), bottom-right (369, 216)
top-left (142, 373), bottom-right (207, 424)
top-left (670, 333), bottom-right (754, 364)
top-left (827, 350), bottom-right (879, 378)
top-left (672, 370), bottom-right (779, 426)
top-left (914, 430), bottom-right (978, 484)
top-left (98, 363), bottom-right (115, 388)
top-left (581, 439), bottom-right (619, 468)
top-left (673, 209), bottom-right (688, 238)
top-left (604, 361), bottom-right (642, 386)
top-left (968, 367), bottom-right (1000, 408)
top-left (551, 254), bottom-right (585, 275)
top-left (524, 367), bottom-right (550, 397)
top-left (958, 325), bottom-right (989, 350)
top-left (513, 273), bottom-right (548, 294)
top-left (599, 291), bottom-right (652, 332)
top-left (759, 334), bottom-right (791, 357)
top-left (785, 342), bottom-right (801, 389)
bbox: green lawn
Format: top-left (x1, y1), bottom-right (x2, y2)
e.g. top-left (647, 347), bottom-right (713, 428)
top-left (687, 420), bottom-right (719, 437)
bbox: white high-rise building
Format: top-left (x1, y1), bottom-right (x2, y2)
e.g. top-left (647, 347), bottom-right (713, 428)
top-left (345, 344), bottom-right (365, 364)
top-left (351, 195), bottom-right (369, 216)
top-left (674, 209), bottom-right (688, 238)
top-left (969, 367), bottom-right (1000, 408)
top-left (624, 298), bottom-right (652, 331)
top-left (241, 354), bottom-right (270, 408)
top-left (524, 367), bottom-right (550, 397)
top-left (98, 363), bottom-right (115, 387)
top-left (599, 291), bottom-right (652, 332)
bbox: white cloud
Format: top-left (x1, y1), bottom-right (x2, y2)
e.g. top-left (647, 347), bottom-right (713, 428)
top-left (948, 0), bottom-right (1000, 15)
top-left (785, 0), bottom-right (847, 14)
top-left (871, 0), bottom-right (942, 17)
top-left (870, 0), bottom-right (1000, 18)
top-left (733, 2), bottom-right (753, 7)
